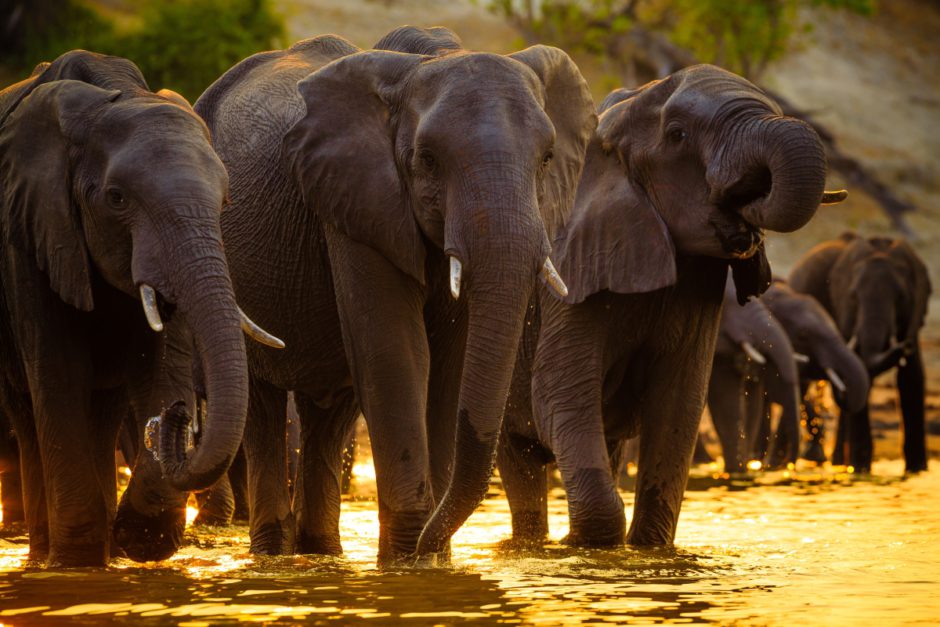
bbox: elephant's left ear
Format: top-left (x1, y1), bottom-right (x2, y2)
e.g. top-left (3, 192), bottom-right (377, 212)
top-left (509, 45), bottom-right (597, 240)
top-left (729, 245), bottom-right (772, 305)
top-left (0, 79), bottom-right (121, 311)
top-left (283, 51), bottom-right (428, 285)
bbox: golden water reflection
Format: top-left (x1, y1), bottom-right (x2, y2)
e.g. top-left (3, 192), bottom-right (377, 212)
top-left (1, 460), bottom-right (938, 625)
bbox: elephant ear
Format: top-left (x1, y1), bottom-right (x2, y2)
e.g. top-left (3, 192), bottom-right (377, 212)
top-left (0, 80), bottom-right (121, 311)
top-left (889, 240), bottom-right (931, 342)
top-left (509, 45), bottom-right (596, 239)
top-left (284, 51), bottom-right (427, 284)
top-left (552, 137), bottom-right (677, 304)
top-left (729, 245), bottom-right (772, 305)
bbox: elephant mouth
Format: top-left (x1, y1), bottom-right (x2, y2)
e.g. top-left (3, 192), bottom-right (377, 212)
top-left (710, 218), bottom-right (764, 258)
top-left (711, 166), bottom-right (772, 258)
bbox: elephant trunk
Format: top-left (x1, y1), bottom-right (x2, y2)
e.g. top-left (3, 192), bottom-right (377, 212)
top-left (759, 318), bottom-right (802, 466)
top-left (817, 344), bottom-right (871, 414)
top-left (715, 116), bottom-right (827, 233)
top-left (417, 172), bottom-right (547, 555)
top-left (157, 236), bottom-right (248, 492)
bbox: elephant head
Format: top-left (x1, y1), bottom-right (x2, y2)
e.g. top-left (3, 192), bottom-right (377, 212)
top-left (554, 64), bottom-right (836, 305)
top-left (282, 32), bottom-right (596, 553)
top-left (0, 51), bottom-right (279, 497)
top-left (828, 235), bottom-right (931, 376)
top-left (763, 280), bottom-right (869, 414)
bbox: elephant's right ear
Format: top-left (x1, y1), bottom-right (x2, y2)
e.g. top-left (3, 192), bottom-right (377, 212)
top-left (0, 80), bottom-right (121, 311)
top-left (552, 136), bottom-right (677, 304)
top-left (283, 51), bottom-right (427, 285)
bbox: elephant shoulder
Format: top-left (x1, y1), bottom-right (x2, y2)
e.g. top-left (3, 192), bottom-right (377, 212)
top-left (373, 26), bottom-right (463, 56)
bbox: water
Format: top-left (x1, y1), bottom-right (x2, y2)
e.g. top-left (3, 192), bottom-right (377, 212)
top-left (1, 460), bottom-right (938, 625)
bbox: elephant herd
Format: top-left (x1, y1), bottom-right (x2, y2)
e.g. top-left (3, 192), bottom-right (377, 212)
top-left (0, 25), bottom-right (929, 568)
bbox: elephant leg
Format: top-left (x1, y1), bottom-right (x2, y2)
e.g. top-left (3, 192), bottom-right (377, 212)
top-left (752, 396), bottom-right (772, 462)
top-left (627, 350), bottom-right (712, 547)
top-left (801, 382), bottom-right (827, 463)
top-left (691, 434), bottom-right (713, 465)
top-left (497, 429), bottom-right (548, 544)
top-left (3, 394), bottom-right (45, 555)
top-left (243, 376), bottom-right (292, 554)
top-left (292, 388), bottom-right (358, 555)
top-left (228, 446), bottom-right (249, 523)
top-left (898, 348), bottom-right (927, 473)
top-left (90, 389), bottom-right (129, 560)
top-left (326, 229), bottom-right (433, 561)
top-left (707, 360), bottom-right (746, 473)
top-left (194, 474), bottom-right (235, 526)
top-left (841, 404), bottom-right (873, 473)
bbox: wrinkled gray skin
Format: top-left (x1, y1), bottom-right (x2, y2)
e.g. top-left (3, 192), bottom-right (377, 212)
top-left (759, 280), bottom-right (869, 463)
top-left (119, 27), bottom-right (595, 563)
top-left (0, 51), bottom-right (251, 567)
top-left (789, 233), bottom-right (930, 472)
top-left (707, 275), bottom-right (801, 472)
top-left (499, 65), bottom-right (830, 547)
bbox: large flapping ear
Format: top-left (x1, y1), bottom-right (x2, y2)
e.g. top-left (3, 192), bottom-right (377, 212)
top-left (729, 244), bottom-right (772, 305)
top-left (889, 240), bottom-right (931, 343)
top-left (552, 138), bottom-right (677, 304)
top-left (0, 80), bottom-right (121, 311)
top-left (373, 25), bottom-right (463, 56)
top-left (509, 45), bottom-right (597, 239)
top-left (284, 51), bottom-right (427, 284)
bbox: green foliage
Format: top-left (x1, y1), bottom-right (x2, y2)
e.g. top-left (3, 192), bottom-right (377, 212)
top-left (118, 0), bottom-right (286, 101)
top-left (1, 0), bottom-right (286, 102)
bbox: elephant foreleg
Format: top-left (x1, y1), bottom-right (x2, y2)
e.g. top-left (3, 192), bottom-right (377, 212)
top-left (707, 358), bottom-right (747, 473)
top-left (2, 392), bottom-right (46, 558)
top-left (897, 347), bottom-right (927, 473)
top-left (801, 381), bottom-right (827, 463)
top-left (497, 429), bottom-right (549, 544)
top-left (193, 474), bottom-right (235, 526)
top-left (292, 388), bottom-right (358, 555)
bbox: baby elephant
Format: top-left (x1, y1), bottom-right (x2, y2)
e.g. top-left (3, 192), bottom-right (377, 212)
top-left (500, 64), bottom-right (841, 547)
top-left (789, 233), bottom-right (931, 472)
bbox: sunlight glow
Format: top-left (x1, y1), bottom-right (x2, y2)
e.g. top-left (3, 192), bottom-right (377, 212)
top-left (351, 462), bottom-right (376, 482)
top-left (747, 460), bottom-right (763, 471)
top-left (186, 506), bottom-right (199, 527)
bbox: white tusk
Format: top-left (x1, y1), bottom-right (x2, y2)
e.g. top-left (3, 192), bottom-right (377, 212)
top-left (847, 335), bottom-right (858, 351)
top-left (239, 307), bottom-right (285, 349)
top-left (449, 256), bottom-right (462, 300)
top-left (794, 353), bottom-right (810, 363)
top-left (541, 257), bottom-right (568, 299)
top-left (139, 284), bottom-right (164, 332)
top-left (825, 367), bottom-right (846, 393)
top-left (741, 342), bottom-right (766, 364)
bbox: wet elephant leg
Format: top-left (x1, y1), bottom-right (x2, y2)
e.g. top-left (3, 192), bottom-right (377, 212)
top-left (2, 393), bottom-right (46, 557)
top-left (841, 404), bottom-right (873, 473)
top-left (243, 375), bottom-right (292, 554)
top-left (898, 349), bottom-right (927, 473)
top-left (801, 382), bottom-right (827, 462)
top-left (497, 428), bottom-right (549, 544)
top-left (292, 388), bottom-right (359, 555)
top-left (228, 447), bottom-right (249, 523)
top-left (325, 228), bottom-right (433, 561)
top-left (194, 474), bottom-right (235, 526)
top-left (0, 412), bottom-right (24, 524)
top-left (707, 358), bottom-right (746, 473)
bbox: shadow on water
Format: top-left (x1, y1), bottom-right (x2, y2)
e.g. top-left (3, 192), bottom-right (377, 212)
top-left (1, 459), bottom-right (938, 625)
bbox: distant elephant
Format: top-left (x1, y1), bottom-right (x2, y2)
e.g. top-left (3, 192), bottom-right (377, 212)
top-left (759, 280), bottom-right (869, 462)
top-left (119, 27), bottom-right (595, 563)
top-left (499, 65), bottom-right (839, 547)
top-left (0, 51), bottom-right (279, 566)
top-left (789, 233), bottom-right (931, 472)
top-left (707, 275), bottom-right (802, 472)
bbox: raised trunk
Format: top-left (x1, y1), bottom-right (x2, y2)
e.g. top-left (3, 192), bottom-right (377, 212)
top-left (734, 117), bottom-right (827, 233)
top-left (157, 240), bottom-right (249, 492)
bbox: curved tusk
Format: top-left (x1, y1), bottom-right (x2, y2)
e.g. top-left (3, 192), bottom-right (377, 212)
top-left (821, 189), bottom-right (848, 205)
top-left (239, 307), bottom-right (285, 349)
top-left (825, 367), bottom-right (847, 393)
top-left (741, 342), bottom-right (766, 364)
top-left (846, 335), bottom-right (858, 351)
top-left (449, 256), bottom-right (462, 300)
top-left (541, 257), bottom-right (568, 299)
top-left (139, 284), bottom-right (164, 332)
top-left (793, 352), bottom-right (810, 363)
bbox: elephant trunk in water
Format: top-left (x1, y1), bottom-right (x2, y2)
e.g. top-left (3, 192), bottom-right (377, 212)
top-left (155, 233), bottom-right (249, 492)
top-left (759, 321), bottom-right (802, 467)
top-left (417, 174), bottom-right (548, 556)
top-left (711, 115), bottom-right (826, 233)
top-left (816, 344), bottom-right (871, 415)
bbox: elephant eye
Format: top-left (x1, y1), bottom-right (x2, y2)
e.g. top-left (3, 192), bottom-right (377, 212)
top-left (667, 127), bottom-right (688, 144)
top-left (419, 150), bottom-right (437, 171)
top-left (541, 150), bottom-right (554, 168)
top-left (106, 188), bottom-right (127, 209)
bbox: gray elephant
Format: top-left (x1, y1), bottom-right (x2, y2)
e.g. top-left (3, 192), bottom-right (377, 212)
top-left (758, 280), bottom-right (869, 463)
top-left (707, 276), bottom-right (802, 472)
top-left (117, 27), bottom-right (595, 563)
top-left (789, 233), bottom-right (931, 472)
top-left (0, 51), bottom-right (279, 566)
top-left (499, 65), bottom-right (839, 547)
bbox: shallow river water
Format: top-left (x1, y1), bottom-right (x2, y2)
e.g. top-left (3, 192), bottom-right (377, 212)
top-left (1, 459), bottom-right (938, 625)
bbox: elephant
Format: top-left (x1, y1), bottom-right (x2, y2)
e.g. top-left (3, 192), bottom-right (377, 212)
top-left (789, 232), bottom-right (931, 472)
top-left (706, 275), bottom-right (802, 472)
top-left (498, 64), bottom-right (840, 548)
top-left (116, 26), bottom-right (596, 563)
top-left (0, 50), bottom-right (280, 566)
top-left (0, 410), bottom-right (23, 525)
top-left (758, 280), bottom-right (869, 463)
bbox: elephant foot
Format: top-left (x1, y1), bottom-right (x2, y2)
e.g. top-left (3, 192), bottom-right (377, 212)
top-left (47, 540), bottom-right (109, 568)
top-left (800, 441), bottom-right (827, 464)
top-left (294, 530), bottom-right (343, 556)
top-left (249, 520), bottom-right (295, 555)
top-left (377, 508), bottom-right (430, 560)
top-left (114, 506), bottom-right (186, 562)
top-left (510, 511), bottom-right (548, 544)
top-left (401, 550), bottom-right (450, 569)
